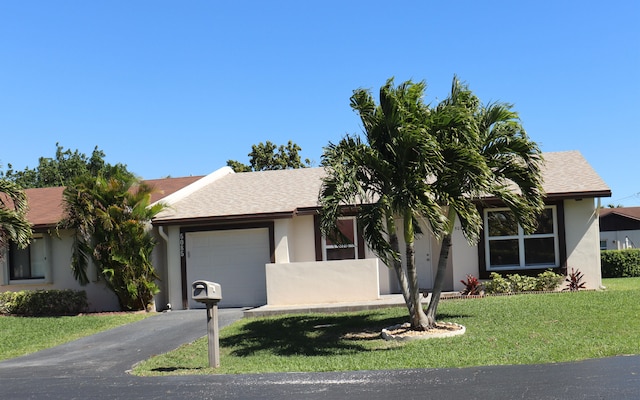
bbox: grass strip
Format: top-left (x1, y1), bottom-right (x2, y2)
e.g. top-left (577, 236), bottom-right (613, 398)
top-left (0, 312), bottom-right (149, 360)
top-left (133, 277), bottom-right (640, 375)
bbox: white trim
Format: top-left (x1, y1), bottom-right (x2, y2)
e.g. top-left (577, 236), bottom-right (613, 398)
top-left (152, 166), bottom-right (234, 207)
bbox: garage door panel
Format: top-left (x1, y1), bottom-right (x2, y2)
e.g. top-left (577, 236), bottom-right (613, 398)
top-left (186, 228), bottom-right (270, 308)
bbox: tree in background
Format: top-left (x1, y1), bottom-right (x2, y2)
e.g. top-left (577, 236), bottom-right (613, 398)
top-left (320, 77), bottom-right (544, 330)
top-left (227, 140), bottom-right (311, 172)
top-left (59, 167), bottom-right (165, 311)
top-left (1, 143), bottom-right (132, 188)
top-left (0, 180), bottom-right (32, 260)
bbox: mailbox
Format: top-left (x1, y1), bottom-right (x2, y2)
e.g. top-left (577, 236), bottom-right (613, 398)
top-left (192, 280), bottom-right (222, 303)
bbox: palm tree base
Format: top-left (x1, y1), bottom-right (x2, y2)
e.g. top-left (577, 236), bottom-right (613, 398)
top-left (381, 322), bottom-right (465, 341)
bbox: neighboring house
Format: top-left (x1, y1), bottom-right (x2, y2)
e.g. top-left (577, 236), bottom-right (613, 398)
top-left (599, 207), bottom-right (640, 250)
top-left (152, 150), bottom-right (611, 310)
top-left (0, 176), bottom-right (204, 311)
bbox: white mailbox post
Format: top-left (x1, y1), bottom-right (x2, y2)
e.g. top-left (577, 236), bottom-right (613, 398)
top-left (192, 280), bottom-right (222, 368)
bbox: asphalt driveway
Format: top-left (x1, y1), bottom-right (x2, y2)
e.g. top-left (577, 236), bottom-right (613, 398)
top-left (0, 308), bottom-right (244, 378)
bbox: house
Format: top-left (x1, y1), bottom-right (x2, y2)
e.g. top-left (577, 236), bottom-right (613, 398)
top-left (152, 150), bottom-right (611, 310)
top-left (0, 176), bottom-right (204, 311)
top-left (599, 207), bottom-right (640, 250)
top-left (2, 150), bottom-right (611, 312)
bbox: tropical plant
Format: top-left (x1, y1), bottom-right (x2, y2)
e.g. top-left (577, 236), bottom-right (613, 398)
top-left (0, 180), bottom-right (32, 259)
top-left (423, 77), bottom-right (545, 325)
top-left (59, 168), bottom-right (165, 310)
top-left (564, 268), bottom-right (587, 291)
top-left (320, 76), bottom-right (545, 330)
top-left (459, 274), bottom-right (483, 295)
top-left (320, 78), bottom-right (448, 329)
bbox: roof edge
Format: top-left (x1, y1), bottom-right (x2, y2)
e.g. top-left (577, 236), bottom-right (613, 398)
top-left (152, 166), bottom-right (234, 207)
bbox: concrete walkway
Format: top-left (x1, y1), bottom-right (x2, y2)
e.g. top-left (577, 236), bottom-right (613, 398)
top-left (243, 294), bottom-right (416, 317)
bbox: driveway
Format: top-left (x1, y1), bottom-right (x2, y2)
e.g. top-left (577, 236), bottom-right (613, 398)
top-left (0, 308), bottom-right (244, 378)
top-left (0, 309), bottom-right (638, 399)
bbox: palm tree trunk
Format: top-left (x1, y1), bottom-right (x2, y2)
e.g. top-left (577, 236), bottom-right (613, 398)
top-left (425, 232), bottom-right (452, 325)
top-left (404, 214), bottom-right (430, 330)
top-left (388, 217), bottom-right (415, 317)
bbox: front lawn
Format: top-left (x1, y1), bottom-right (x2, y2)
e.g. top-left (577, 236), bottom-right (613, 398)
top-left (133, 277), bottom-right (640, 375)
top-left (0, 312), bottom-right (149, 360)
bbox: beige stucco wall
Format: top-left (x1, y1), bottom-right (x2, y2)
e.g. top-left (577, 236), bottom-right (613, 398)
top-left (0, 230), bottom-right (120, 312)
top-left (160, 225), bottom-right (183, 311)
top-left (273, 216), bottom-right (317, 264)
top-left (564, 198), bottom-right (603, 289)
top-left (451, 217), bottom-right (480, 292)
top-left (265, 259), bottom-right (380, 305)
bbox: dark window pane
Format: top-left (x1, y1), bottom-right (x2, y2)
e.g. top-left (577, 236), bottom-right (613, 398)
top-left (524, 237), bottom-right (555, 265)
top-left (488, 211), bottom-right (518, 237)
top-left (489, 239), bottom-right (520, 266)
top-left (325, 219), bottom-right (355, 246)
top-left (9, 243), bottom-right (31, 280)
top-left (534, 209), bottom-right (554, 235)
top-left (326, 247), bottom-right (356, 261)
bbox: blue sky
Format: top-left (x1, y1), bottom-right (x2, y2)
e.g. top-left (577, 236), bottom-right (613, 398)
top-left (2, 1), bottom-right (639, 205)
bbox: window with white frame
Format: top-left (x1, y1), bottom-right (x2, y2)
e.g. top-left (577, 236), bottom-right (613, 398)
top-left (9, 236), bottom-right (47, 281)
top-left (484, 206), bottom-right (559, 270)
top-left (323, 217), bottom-right (358, 261)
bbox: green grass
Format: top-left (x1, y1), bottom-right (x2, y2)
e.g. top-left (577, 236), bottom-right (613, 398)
top-left (133, 277), bottom-right (640, 375)
top-left (0, 312), bottom-right (149, 360)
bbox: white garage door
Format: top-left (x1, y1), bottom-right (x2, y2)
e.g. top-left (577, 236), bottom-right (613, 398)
top-left (186, 228), bottom-right (270, 308)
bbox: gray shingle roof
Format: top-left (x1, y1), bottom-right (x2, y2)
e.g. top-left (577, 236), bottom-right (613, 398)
top-left (153, 150), bottom-right (611, 224)
top-left (539, 151), bottom-right (610, 198)
top-left (154, 167), bottom-right (326, 223)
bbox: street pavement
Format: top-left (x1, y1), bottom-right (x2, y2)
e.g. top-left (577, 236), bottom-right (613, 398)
top-left (0, 309), bottom-right (638, 399)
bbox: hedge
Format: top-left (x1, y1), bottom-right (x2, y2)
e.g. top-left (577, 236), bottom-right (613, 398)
top-left (0, 289), bottom-right (88, 316)
top-left (601, 249), bottom-right (640, 278)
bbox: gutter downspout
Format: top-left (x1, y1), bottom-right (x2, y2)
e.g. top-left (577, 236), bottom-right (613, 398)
top-left (158, 225), bottom-right (171, 310)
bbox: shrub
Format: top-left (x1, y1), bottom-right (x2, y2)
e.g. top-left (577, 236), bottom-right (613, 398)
top-left (535, 270), bottom-right (565, 291)
top-left (564, 268), bottom-right (587, 291)
top-left (601, 249), bottom-right (640, 278)
top-left (0, 290), bottom-right (88, 316)
top-left (483, 270), bottom-right (564, 294)
top-left (507, 274), bottom-right (538, 292)
top-left (484, 272), bottom-right (512, 294)
top-left (459, 274), bottom-right (483, 295)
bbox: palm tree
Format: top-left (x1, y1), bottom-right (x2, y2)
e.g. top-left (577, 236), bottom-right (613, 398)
top-left (0, 180), bottom-right (32, 258)
top-left (320, 78), bottom-right (461, 329)
top-left (60, 168), bottom-right (165, 310)
top-left (424, 78), bottom-right (545, 324)
top-left (320, 76), bottom-right (545, 330)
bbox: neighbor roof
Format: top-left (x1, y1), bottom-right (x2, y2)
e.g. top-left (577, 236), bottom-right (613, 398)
top-left (599, 207), bottom-right (640, 222)
top-left (22, 176), bottom-right (204, 229)
top-left (153, 150), bottom-right (611, 225)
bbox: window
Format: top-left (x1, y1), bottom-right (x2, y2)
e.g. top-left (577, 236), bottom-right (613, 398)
top-left (600, 240), bottom-right (607, 251)
top-left (323, 217), bottom-right (358, 261)
top-left (8, 237), bottom-right (47, 281)
top-left (484, 207), bottom-right (559, 270)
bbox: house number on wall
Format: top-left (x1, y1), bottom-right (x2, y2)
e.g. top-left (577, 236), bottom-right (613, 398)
top-left (179, 233), bottom-right (185, 258)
